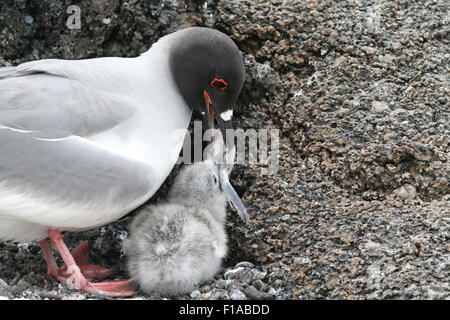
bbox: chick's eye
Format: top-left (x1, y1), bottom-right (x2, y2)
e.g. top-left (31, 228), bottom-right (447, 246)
top-left (210, 78), bottom-right (228, 91)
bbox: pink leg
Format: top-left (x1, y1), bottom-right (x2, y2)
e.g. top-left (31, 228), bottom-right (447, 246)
top-left (40, 239), bottom-right (111, 282)
top-left (47, 229), bottom-right (90, 289)
top-left (59, 241), bottom-right (112, 281)
top-left (39, 239), bottom-right (59, 278)
top-left (42, 229), bottom-right (135, 297)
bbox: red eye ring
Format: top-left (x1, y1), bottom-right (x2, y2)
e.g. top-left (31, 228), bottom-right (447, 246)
top-left (210, 78), bottom-right (228, 91)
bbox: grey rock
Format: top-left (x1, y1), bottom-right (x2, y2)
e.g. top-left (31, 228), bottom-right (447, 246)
top-left (190, 290), bottom-right (201, 299)
top-left (243, 285), bottom-right (265, 300)
top-left (229, 289), bottom-right (247, 300)
top-left (0, 0), bottom-right (448, 300)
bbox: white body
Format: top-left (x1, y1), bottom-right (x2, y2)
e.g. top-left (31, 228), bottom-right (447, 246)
top-left (0, 33), bottom-right (192, 242)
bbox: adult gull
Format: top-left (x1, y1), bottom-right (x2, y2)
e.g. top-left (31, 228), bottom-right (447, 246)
top-left (0, 27), bottom-right (246, 297)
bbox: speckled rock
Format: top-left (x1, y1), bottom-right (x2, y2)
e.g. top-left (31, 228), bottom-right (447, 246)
top-left (0, 0), bottom-right (449, 300)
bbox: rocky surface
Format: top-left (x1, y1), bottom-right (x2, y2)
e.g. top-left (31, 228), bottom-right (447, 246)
top-left (0, 0), bottom-right (448, 299)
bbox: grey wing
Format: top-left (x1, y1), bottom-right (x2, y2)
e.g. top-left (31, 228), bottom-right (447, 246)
top-left (0, 126), bottom-right (160, 233)
top-left (0, 58), bottom-right (138, 138)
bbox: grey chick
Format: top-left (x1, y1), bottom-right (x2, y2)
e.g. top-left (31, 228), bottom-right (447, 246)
top-left (124, 160), bottom-right (228, 296)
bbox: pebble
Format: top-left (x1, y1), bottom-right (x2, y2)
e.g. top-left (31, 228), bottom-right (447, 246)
top-left (190, 290), bottom-right (201, 299)
top-left (361, 46), bottom-right (375, 55)
top-left (244, 286), bottom-right (265, 300)
top-left (24, 15), bottom-right (33, 24)
top-left (372, 101), bottom-right (389, 112)
top-left (229, 289), bottom-right (247, 300)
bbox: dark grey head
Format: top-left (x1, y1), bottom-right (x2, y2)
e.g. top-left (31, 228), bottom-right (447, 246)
top-left (169, 27), bottom-right (245, 144)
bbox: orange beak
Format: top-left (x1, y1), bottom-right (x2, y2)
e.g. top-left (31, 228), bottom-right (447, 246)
top-left (203, 90), bottom-right (214, 129)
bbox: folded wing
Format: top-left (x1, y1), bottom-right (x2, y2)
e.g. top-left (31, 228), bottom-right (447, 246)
top-left (0, 126), bottom-right (159, 241)
top-left (0, 59), bottom-right (157, 242)
top-left (0, 58), bottom-right (138, 138)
